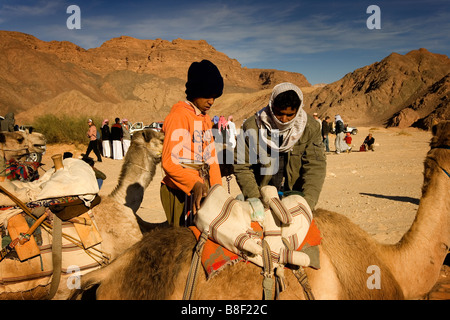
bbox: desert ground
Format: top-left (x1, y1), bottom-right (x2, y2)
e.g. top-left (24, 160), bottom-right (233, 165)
top-left (38, 125), bottom-right (450, 299)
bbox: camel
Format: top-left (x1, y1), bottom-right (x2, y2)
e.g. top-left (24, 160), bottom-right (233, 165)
top-left (0, 129), bottom-right (164, 300)
top-left (0, 130), bottom-right (46, 163)
top-left (90, 129), bottom-right (165, 258)
top-left (70, 121), bottom-right (449, 300)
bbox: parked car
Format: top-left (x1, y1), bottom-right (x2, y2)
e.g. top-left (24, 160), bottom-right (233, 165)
top-left (18, 125), bottom-right (44, 163)
top-left (129, 122), bottom-right (145, 136)
top-left (146, 121), bottom-right (163, 132)
top-left (345, 125), bottom-right (358, 135)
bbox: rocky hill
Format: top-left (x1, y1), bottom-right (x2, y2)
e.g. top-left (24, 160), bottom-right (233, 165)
top-left (0, 31), bottom-right (309, 124)
top-left (1, 31), bottom-right (449, 130)
top-left (304, 48), bottom-right (450, 129)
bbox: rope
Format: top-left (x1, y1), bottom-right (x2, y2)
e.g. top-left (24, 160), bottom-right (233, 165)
top-left (183, 230), bottom-right (208, 300)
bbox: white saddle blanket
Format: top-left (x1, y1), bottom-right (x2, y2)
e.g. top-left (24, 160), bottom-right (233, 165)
top-left (0, 158), bottom-right (99, 208)
top-left (195, 185), bottom-right (313, 269)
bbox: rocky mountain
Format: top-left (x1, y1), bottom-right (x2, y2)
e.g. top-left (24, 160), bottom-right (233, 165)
top-left (1, 31), bottom-right (449, 130)
top-left (304, 48), bottom-right (450, 129)
top-left (0, 31), bottom-right (309, 124)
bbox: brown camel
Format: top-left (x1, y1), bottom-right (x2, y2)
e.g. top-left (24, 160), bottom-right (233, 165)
top-left (0, 130), bottom-right (46, 162)
top-left (70, 121), bottom-right (449, 300)
top-left (0, 129), bottom-right (164, 300)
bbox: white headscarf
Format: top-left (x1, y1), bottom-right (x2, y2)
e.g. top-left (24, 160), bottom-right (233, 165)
top-left (255, 83), bottom-right (307, 152)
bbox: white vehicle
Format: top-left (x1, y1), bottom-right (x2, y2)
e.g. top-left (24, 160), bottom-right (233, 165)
top-left (146, 121), bottom-right (163, 132)
top-left (129, 122), bottom-right (144, 136)
top-left (345, 125), bottom-right (358, 135)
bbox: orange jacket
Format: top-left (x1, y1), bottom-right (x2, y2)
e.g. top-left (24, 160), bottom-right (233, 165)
top-left (161, 101), bottom-right (222, 194)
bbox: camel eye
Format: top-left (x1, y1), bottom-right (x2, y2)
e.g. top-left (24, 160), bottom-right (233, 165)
top-left (17, 138), bottom-right (24, 144)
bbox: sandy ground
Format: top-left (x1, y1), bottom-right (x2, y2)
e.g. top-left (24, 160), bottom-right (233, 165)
top-left (40, 126), bottom-right (427, 244)
top-left (39, 125), bottom-right (449, 299)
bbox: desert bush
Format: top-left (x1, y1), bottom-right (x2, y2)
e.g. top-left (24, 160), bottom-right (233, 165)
top-left (32, 114), bottom-right (102, 144)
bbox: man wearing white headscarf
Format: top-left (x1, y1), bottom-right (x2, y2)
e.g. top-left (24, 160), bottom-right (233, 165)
top-left (233, 82), bottom-right (326, 210)
top-left (334, 114), bottom-right (349, 154)
top-left (121, 119), bottom-right (131, 156)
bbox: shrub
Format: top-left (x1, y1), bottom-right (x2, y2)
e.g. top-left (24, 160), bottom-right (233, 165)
top-left (32, 114), bottom-right (102, 145)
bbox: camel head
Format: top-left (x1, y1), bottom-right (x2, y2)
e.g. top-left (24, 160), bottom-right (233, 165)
top-left (0, 131), bottom-right (46, 161)
top-left (430, 120), bottom-right (450, 149)
top-left (133, 129), bottom-right (164, 163)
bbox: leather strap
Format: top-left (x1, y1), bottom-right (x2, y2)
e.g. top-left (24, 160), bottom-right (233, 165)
top-left (46, 215), bottom-right (62, 300)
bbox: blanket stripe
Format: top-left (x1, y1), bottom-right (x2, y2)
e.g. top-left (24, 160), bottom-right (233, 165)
top-left (189, 219), bottom-right (321, 278)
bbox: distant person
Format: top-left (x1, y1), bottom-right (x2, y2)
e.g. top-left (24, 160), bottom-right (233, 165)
top-left (344, 132), bottom-right (352, 152)
top-left (334, 114), bottom-right (349, 154)
top-left (101, 119), bottom-right (112, 158)
top-left (82, 156), bottom-right (107, 189)
top-left (227, 115), bottom-right (237, 149)
top-left (84, 119), bottom-right (102, 162)
top-left (218, 115), bottom-right (228, 143)
top-left (321, 116), bottom-right (332, 152)
top-left (1, 112), bottom-right (15, 132)
top-left (121, 119), bottom-right (131, 156)
top-left (233, 82), bottom-right (326, 211)
top-left (212, 115), bottom-right (219, 130)
top-left (63, 152), bottom-right (73, 159)
top-left (364, 133), bottom-right (375, 151)
top-left (111, 117), bottom-right (123, 160)
top-left (313, 112), bottom-right (322, 130)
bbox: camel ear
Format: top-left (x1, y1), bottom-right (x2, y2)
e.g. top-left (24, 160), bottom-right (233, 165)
top-left (431, 122), bottom-right (438, 137)
top-left (139, 129), bottom-right (152, 143)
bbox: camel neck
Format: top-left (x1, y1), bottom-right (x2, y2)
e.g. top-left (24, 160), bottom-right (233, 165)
top-left (383, 155), bottom-right (450, 299)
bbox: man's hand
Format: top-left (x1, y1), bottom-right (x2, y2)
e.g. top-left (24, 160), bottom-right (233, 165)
top-left (192, 181), bottom-right (208, 214)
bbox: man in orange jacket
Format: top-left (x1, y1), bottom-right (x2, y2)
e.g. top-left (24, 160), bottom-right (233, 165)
top-left (160, 60), bottom-right (223, 227)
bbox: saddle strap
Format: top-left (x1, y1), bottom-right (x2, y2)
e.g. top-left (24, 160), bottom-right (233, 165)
top-left (183, 230), bottom-right (209, 300)
top-left (46, 215), bottom-right (62, 300)
top-left (262, 240), bottom-right (274, 300)
top-left (282, 237), bottom-right (315, 300)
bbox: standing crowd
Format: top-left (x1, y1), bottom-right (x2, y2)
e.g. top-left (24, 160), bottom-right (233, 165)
top-left (319, 114), bottom-right (376, 154)
top-left (84, 117), bottom-right (132, 162)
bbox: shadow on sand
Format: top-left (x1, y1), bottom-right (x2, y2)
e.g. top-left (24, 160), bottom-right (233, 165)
top-left (359, 192), bottom-right (420, 205)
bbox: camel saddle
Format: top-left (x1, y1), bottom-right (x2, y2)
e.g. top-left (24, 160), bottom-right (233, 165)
top-left (185, 185), bottom-right (321, 300)
top-left (49, 194), bottom-right (101, 221)
top-left (194, 185), bottom-right (321, 271)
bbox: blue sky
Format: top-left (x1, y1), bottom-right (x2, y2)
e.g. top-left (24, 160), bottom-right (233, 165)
top-left (0, 0), bottom-right (449, 85)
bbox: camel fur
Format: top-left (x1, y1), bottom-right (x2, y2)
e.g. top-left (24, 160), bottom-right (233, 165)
top-left (70, 121), bottom-right (450, 300)
top-left (0, 129), bottom-right (164, 300)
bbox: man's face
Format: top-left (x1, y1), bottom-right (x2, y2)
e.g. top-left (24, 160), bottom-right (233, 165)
top-left (192, 97), bottom-right (215, 114)
top-left (272, 106), bottom-right (298, 123)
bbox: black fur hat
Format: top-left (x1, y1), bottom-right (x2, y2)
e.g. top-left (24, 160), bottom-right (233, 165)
top-left (185, 60), bottom-right (223, 101)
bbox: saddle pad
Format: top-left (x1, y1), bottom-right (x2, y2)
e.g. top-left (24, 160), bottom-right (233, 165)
top-left (189, 219), bottom-right (321, 279)
top-left (0, 211), bottom-right (104, 297)
top-left (7, 214), bottom-right (40, 261)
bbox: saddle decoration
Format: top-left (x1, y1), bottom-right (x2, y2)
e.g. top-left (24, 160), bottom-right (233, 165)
top-left (194, 185), bottom-right (321, 279)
